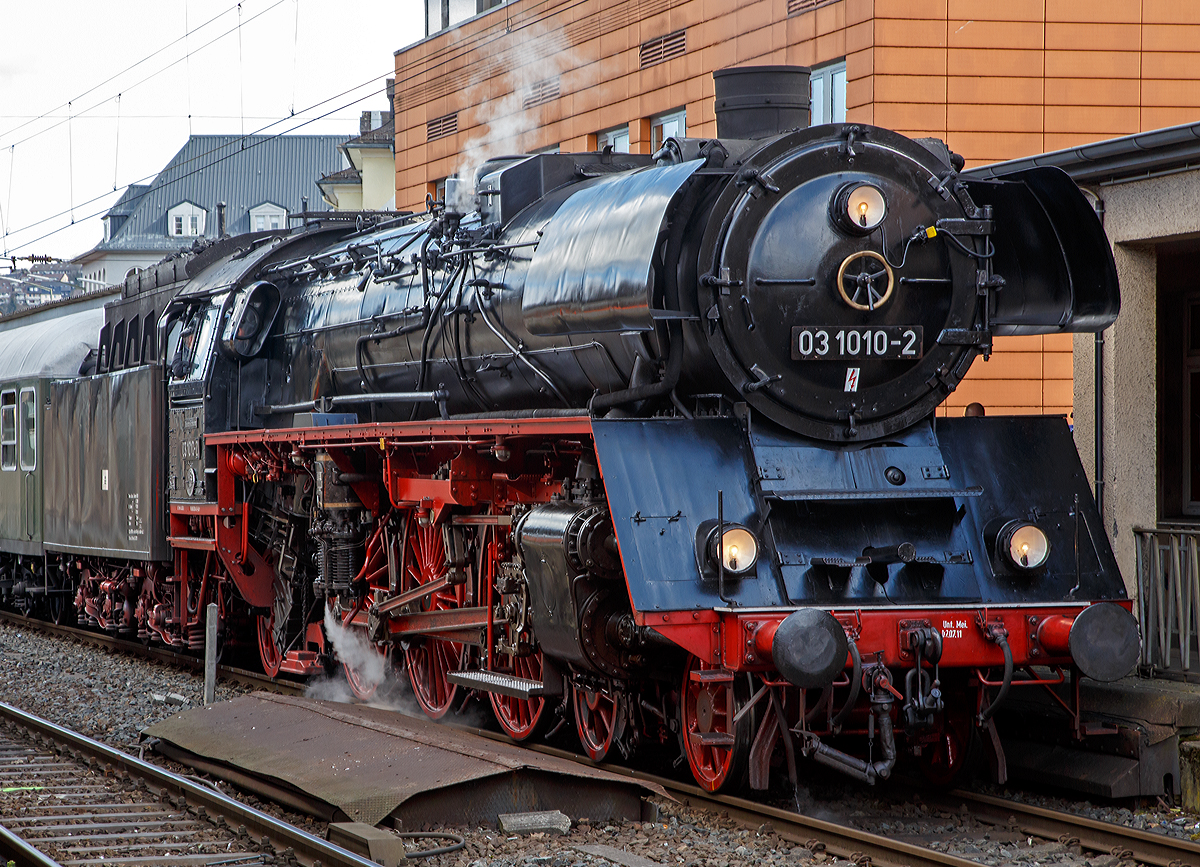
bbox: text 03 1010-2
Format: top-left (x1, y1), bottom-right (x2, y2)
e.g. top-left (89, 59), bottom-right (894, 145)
top-left (791, 325), bottom-right (924, 361)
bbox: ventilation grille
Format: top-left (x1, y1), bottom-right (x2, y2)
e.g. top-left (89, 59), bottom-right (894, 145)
top-left (426, 112), bottom-right (458, 142)
top-left (639, 29), bottom-right (686, 69)
top-left (787, 0), bottom-right (839, 15)
top-left (523, 77), bottom-right (561, 110)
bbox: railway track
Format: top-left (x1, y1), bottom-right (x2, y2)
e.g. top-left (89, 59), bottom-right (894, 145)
top-left (488, 734), bottom-right (1200, 867)
top-left (0, 700), bottom-right (383, 867)
top-left (4, 610), bottom-right (1197, 866)
top-left (0, 609), bottom-right (304, 696)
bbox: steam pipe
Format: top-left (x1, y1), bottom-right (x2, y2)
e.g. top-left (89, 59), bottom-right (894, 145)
top-left (978, 633), bottom-right (1013, 723)
top-left (829, 639), bottom-right (862, 731)
top-left (806, 702), bottom-right (897, 784)
top-left (590, 320), bottom-right (684, 412)
top-left (1093, 194), bottom-right (1106, 519)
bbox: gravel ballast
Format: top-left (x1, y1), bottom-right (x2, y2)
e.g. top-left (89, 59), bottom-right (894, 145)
top-left (0, 619), bottom-right (1194, 867)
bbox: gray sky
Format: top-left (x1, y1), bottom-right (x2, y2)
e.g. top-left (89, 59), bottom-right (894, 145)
top-left (0, 0), bottom-right (424, 261)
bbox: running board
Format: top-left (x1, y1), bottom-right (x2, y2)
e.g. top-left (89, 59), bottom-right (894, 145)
top-left (447, 669), bottom-right (563, 699)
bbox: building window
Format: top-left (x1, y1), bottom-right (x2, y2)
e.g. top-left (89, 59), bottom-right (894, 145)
top-left (167, 202), bottom-right (206, 238)
top-left (650, 108), bottom-right (686, 152)
top-left (810, 60), bottom-right (847, 125)
top-left (596, 125), bottom-right (630, 153)
top-left (0, 391), bottom-right (15, 471)
top-left (426, 0), bottom-right (504, 35)
top-left (250, 203), bottom-right (287, 232)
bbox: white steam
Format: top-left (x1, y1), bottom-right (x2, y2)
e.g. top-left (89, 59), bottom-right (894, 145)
top-left (447, 22), bottom-right (574, 214)
top-left (315, 606), bottom-right (388, 698)
top-left (305, 607), bottom-right (498, 730)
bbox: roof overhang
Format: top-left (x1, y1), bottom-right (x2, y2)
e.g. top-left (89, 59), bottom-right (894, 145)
top-left (965, 120), bottom-right (1200, 185)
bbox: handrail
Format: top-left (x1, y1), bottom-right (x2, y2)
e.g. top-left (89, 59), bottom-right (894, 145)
top-left (1134, 526), bottom-right (1200, 673)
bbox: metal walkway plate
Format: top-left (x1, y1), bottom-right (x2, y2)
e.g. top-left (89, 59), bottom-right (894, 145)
top-left (144, 693), bottom-right (660, 826)
top-left (446, 670), bottom-right (547, 698)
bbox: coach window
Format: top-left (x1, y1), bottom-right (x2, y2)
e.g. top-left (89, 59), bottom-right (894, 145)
top-left (0, 391), bottom-right (15, 471)
top-left (18, 388), bottom-right (35, 472)
top-left (810, 60), bottom-right (847, 125)
top-left (650, 109), bottom-right (685, 153)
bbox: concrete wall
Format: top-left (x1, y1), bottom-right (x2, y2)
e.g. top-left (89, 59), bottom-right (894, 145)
top-left (1071, 169), bottom-right (1200, 595)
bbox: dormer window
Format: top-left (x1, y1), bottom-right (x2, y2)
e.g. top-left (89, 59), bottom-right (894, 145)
top-left (167, 202), bottom-right (206, 238)
top-left (250, 202), bottom-right (288, 232)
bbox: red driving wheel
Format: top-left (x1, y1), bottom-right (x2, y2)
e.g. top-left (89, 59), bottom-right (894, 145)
top-left (490, 650), bottom-right (549, 742)
top-left (257, 612), bottom-right (282, 678)
top-left (681, 655), bottom-right (751, 793)
top-left (573, 683), bottom-right (625, 762)
top-left (919, 703), bottom-right (976, 787)
top-left (403, 522), bottom-right (464, 718)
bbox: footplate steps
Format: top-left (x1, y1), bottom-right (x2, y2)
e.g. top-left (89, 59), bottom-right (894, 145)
top-left (447, 670), bottom-right (556, 699)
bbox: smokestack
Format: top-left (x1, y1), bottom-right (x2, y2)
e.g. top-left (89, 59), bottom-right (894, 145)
top-left (713, 66), bottom-right (811, 140)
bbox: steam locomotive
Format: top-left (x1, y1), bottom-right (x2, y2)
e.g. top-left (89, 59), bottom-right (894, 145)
top-left (0, 66), bottom-right (1138, 793)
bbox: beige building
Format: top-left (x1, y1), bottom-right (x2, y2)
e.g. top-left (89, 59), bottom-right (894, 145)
top-left (319, 83), bottom-right (399, 212)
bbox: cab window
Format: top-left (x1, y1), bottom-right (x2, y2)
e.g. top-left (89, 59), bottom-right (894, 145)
top-left (0, 391), bottom-right (15, 471)
top-left (19, 388), bottom-right (36, 471)
top-left (169, 298), bottom-right (223, 381)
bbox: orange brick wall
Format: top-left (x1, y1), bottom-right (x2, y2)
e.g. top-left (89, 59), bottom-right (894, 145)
top-left (394, 0), bottom-right (1200, 419)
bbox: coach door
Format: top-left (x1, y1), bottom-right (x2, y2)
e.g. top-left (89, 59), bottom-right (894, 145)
top-left (0, 390), bottom-right (17, 541)
top-left (17, 388), bottom-right (37, 540)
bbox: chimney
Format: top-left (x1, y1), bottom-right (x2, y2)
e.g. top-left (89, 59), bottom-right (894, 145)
top-left (713, 66), bottom-right (811, 140)
top-left (217, 201), bottom-right (226, 236)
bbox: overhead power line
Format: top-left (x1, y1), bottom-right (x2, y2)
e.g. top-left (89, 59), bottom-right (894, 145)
top-left (0, 1), bottom-right (244, 146)
top-left (2, 73), bottom-right (394, 255)
top-left (0, 0), bottom-right (289, 154)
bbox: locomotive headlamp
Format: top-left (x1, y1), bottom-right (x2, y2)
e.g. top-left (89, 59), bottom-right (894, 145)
top-left (716, 526), bottom-right (758, 575)
top-left (833, 183), bottom-right (887, 234)
top-left (999, 521), bottom-right (1050, 571)
top-left (696, 519), bottom-right (760, 579)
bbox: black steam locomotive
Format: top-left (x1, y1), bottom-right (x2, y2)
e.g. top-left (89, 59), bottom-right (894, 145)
top-left (0, 66), bottom-right (1138, 793)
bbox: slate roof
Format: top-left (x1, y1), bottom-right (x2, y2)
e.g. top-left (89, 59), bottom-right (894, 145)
top-left (106, 184), bottom-right (150, 217)
top-left (319, 166), bottom-right (362, 184)
top-left (346, 116), bottom-right (395, 148)
top-left (92, 134), bottom-right (348, 253)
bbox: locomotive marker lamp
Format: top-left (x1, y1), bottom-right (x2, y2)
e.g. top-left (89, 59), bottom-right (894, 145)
top-left (833, 182), bottom-right (887, 235)
top-left (718, 526), bottom-right (758, 575)
top-left (998, 520), bottom-right (1050, 571)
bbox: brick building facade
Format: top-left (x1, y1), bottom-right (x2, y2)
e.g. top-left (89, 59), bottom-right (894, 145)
top-left (393, 0), bottom-right (1200, 416)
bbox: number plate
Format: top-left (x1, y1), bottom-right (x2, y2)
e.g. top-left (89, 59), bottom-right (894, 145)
top-left (791, 326), bottom-right (924, 361)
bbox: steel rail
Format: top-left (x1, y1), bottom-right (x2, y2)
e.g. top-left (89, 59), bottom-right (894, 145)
top-left (6, 611), bottom-right (1196, 865)
top-left (0, 609), bottom-right (305, 696)
top-left (474, 728), bottom-right (1200, 867)
top-left (948, 788), bottom-right (1200, 867)
top-left (471, 732), bottom-right (978, 867)
top-left (0, 701), bottom-right (382, 867)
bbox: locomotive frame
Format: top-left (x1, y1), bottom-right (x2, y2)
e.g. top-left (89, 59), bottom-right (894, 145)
top-left (0, 67), bottom-right (1142, 795)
